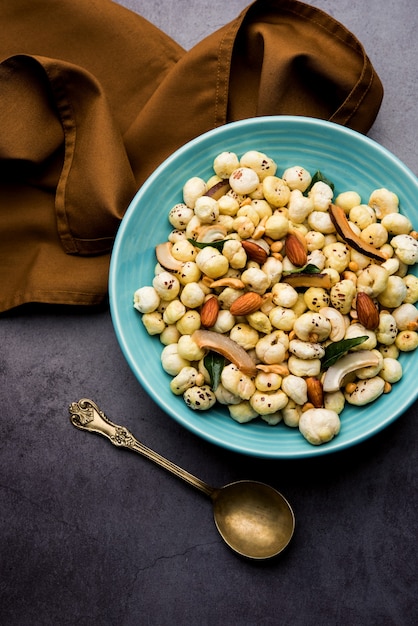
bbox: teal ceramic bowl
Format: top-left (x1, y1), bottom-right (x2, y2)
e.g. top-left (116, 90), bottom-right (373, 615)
top-left (109, 116), bottom-right (418, 458)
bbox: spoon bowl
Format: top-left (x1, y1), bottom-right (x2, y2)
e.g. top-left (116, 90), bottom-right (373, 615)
top-left (69, 399), bottom-right (295, 560)
top-left (212, 480), bottom-right (295, 559)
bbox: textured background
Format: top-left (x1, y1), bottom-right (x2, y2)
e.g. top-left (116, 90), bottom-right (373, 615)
top-left (1, 1), bottom-right (417, 624)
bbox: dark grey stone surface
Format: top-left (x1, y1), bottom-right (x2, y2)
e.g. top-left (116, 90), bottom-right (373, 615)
top-left (1, 1), bottom-right (417, 624)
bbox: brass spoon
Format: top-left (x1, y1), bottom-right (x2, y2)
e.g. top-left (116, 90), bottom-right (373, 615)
top-left (69, 399), bottom-right (295, 560)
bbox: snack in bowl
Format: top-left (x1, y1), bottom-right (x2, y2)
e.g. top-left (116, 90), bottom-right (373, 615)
top-left (132, 143), bottom-right (418, 447)
top-left (109, 116), bottom-right (418, 458)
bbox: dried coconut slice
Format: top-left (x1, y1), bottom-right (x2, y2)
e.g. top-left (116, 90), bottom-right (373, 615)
top-left (192, 329), bottom-right (257, 377)
top-left (329, 204), bottom-right (387, 262)
top-left (322, 350), bottom-right (380, 392)
top-left (282, 272), bottom-right (332, 289)
top-left (156, 242), bottom-right (183, 271)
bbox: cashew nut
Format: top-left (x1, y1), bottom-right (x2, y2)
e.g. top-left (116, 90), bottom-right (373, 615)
top-left (319, 307), bottom-right (348, 341)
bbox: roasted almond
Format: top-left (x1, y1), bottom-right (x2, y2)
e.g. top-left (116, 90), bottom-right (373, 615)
top-left (306, 377), bottom-right (324, 408)
top-left (200, 296), bottom-right (220, 327)
top-left (230, 292), bottom-right (263, 316)
top-left (241, 240), bottom-right (269, 264)
top-left (356, 292), bottom-right (379, 330)
top-left (285, 232), bottom-right (308, 267)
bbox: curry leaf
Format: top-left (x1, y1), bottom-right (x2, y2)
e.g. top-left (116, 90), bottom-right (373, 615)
top-left (322, 336), bottom-right (369, 369)
top-left (188, 238), bottom-right (226, 251)
top-left (282, 263), bottom-right (321, 275)
top-left (303, 170), bottom-right (335, 196)
top-left (204, 351), bottom-right (225, 391)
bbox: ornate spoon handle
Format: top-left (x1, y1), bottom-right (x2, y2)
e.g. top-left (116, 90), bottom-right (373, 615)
top-left (69, 399), bottom-right (215, 497)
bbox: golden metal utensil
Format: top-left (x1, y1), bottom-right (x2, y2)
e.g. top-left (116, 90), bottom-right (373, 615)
top-left (69, 398), bottom-right (295, 560)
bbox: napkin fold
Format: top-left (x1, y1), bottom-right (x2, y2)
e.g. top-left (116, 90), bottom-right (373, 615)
top-left (0, 0), bottom-right (383, 312)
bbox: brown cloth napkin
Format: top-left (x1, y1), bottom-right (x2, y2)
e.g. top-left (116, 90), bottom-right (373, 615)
top-left (0, 0), bottom-right (383, 313)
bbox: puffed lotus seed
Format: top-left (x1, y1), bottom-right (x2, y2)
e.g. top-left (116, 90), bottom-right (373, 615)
top-left (293, 311), bottom-right (331, 342)
top-left (218, 194), bottom-right (239, 216)
top-left (176, 310), bottom-right (201, 335)
top-left (380, 358), bottom-right (402, 383)
top-left (183, 176), bottom-right (207, 208)
top-left (161, 344), bottom-right (190, 376)
top-left (303, 287), bottom-right (330, 312)
top-left (324, 390), bottom-right (345, 414)
top-left (381, 213), bottom-right (412, 235)
top-left (335, 191), bottom-right (362, 212)
top-left (240, 150), bottom-right (277, 180)
top-left (249, 390), bottom-right (288, 415)
top-left (179, 282), bottom-right (206, 308)
top-left (184, 385), bottom-right (216, 411)
top-left (255, 371), bottom-right (282, 392)
top-left (233, 215), bottom-right (256, 238)
top-left (195, 247), bottom-right (229, 278)
top-left (171, 240), bottom-right (197, 262)
top-left (177, 335), bottom-right (205, 361)
top-left (229, 323), bottom-right (259, 350)
top-left (391, 234), bottom-right (418, 265)
top-left (170, 367), bottom-right (203, 395)
top-left (287, 190), bottom-right (314, 224)
top-left (344, 377), bottom-right (385, 406)
top-left (269, 306), bottom-right (297, 332)
top-left (229, 167), bottom-right (260, 195)
top-left (251, 199), bottom-right (273, 220)
top-left (288, 355), bottom-right (322, 377)
top-left (349, 204), bottom-right (376, 230)
top-left (255, 331), bottom-right (287, 364)
top-left (377, 275), bottom-right (407, 309)
top-left (261, 412), bottom-right (283, 425)
top-left (221, 364), bottom-right (256, 400)
top-left (368, 187), bottom-right (399, 219)
top-left (330, 279), bottom-right (356, 314)
top-left (360, 223), bottom-right (388, 248)
top-left (308, 211), bottom-right (336, 234)
top-left (323, 242), bottom-right (351, 273)
top-left (163, 299), bottom-right (186, 324)
top-left (194, 196), bottom-right (219, 224)
top-left (246, 311), bottom-right (272, 334)
top-left (272, 282), bottom-right (299, 308)
top-left (152, 272), bottom-right (180, 301)
top-left (142, 312), bottom-right (165, 335)
top-left (299, 408), bottom-right (340, 445)
top-left (403, 275), bottom-right (418, 303)
top-left (160, 324), bottom-right (181, 346)
top-left (262, 176), bottom-right (291, 207)
top-left (308, 181), bottom-right (334, 211)
top-left (228, 401), bottom-right (259, 423)
top-left (305, 230), bottom-right (325, 251)
top-left (213, 152), bottom-right (240, 179)
top-left (392, 303), bottom-right (418, 330)
top-left (288, 339), bottom-right (325, 360)
top-left (169, 203), bottom-right (194, 229)
top-left (264, 214), bottom-right (289, 239)
top-left (177, 262), bottom-right (201, 285)
top-left (282, 400), bottom-right (302, 427)
top-left (133, 286), bottom-right (160, 313)
top-left (282, 166), bottom-right (312, 192)
top-left (395, 330), bottom-right (418, 351)
top-left (281, 375), bottom-right (308, 406)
